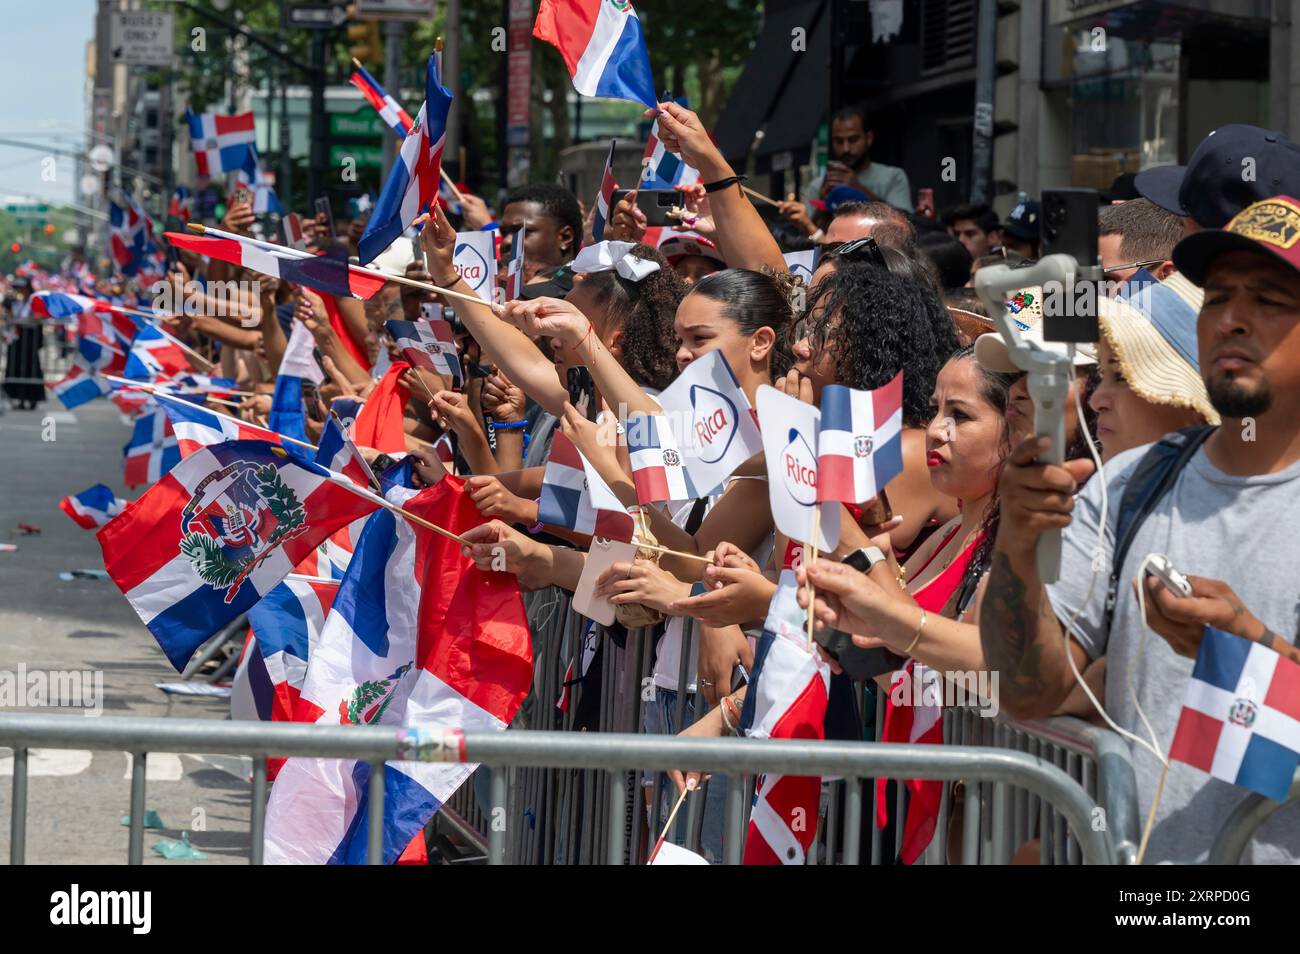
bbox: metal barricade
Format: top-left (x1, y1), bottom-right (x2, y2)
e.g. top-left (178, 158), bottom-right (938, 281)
top-left (0, 711), bottom-right (1116, 865)
top-left (1207, 770), bottom-right (1300, 863)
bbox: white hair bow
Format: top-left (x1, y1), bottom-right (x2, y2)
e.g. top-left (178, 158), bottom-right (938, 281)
top-left (571, 241), bottom-right (661, 282)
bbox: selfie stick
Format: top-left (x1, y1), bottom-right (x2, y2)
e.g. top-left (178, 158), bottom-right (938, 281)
top-left (973, 254), bottom-right (1078, 583)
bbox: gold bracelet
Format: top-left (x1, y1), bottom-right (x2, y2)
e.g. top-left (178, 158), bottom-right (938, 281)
top-left (902, 609), bottom-right (927, 656)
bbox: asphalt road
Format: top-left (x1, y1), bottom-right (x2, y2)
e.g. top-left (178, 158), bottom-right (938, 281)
top-left (0, 390), bottom-right (252, 865)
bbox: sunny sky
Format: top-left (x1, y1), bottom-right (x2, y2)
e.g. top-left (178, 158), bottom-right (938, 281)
top-left (0, 0), bottom-right (98, 207)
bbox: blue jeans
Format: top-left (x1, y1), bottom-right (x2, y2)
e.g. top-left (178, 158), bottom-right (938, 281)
top-left (643, 686), bottom-right (728, 863)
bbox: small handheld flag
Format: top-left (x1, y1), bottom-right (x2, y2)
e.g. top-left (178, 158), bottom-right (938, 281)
top-left (533, 0), bottom-right (657, 108)
top-left (186, 108), bottom-right (256, 177)
top-left (815, 374), bottom-right (905, 506)
top-left (60, 485), bottom-right (127, 530)
top-left (591, 140), bottom-right (618, 242)
top-left (384, 318), bottom-right (462, 388)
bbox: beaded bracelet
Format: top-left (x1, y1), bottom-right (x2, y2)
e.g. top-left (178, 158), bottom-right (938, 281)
top-left (491, 419), bottom-right (527, 430)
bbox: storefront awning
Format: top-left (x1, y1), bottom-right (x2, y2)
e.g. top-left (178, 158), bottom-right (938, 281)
top-left (713, 0), bottom-right (831, 164)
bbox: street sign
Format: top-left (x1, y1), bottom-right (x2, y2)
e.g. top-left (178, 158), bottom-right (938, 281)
top-left (356, 0), bottom-right (434, 20)
top-left (330, 109), bottom-right (386, 138)
top-left (329, 144), bottom-right (384, 169)
top-left (286, 4), bottom-right (349, 29)
top-left (110, 10), bottom-right (175, 66)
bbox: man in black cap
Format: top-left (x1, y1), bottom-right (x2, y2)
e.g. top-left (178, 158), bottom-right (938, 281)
top-left (1135, 124), bottom-right (1300, 235)
top-left (1000, 198), bottom-right (1040, 259)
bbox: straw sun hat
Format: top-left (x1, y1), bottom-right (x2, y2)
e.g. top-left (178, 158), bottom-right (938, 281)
top-left (1098, 279), bottom-right (1220, 425)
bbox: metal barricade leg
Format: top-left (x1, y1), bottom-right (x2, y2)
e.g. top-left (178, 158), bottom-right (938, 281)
top-left (843, 778), bottom-right (862, 866)
top-left (127, 752), bottom-right (148, 865)
top-left (489, 766), bottom-right (507, 865)
top-left (961, 776), bottom-right (981, 864)
top-left (10, 747), bottom-right (26, 865)
top-left (367, 761), bottom-right (385, 865)
top-left (723, 774), bottom-right (745, 865)
top-left (606, 770), bottom-right (625, 865)
top-left (249, 756), bottom-right (267, 865)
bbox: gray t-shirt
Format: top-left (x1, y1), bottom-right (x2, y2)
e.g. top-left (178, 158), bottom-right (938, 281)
top-left (804, 160), bottom-right (914, 213)
top-left (1047, 440), bottom-right (1300, 864)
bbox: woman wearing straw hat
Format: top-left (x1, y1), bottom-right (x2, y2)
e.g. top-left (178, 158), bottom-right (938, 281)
top-left (1090, 278), bottom-right (1220, 463)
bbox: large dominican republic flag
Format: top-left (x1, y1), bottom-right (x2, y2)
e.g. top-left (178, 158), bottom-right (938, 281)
top-left (357, 54), bottom-right (454, 266)
top-left (245, 576), bottom-right (339, 726)
top-left (97, 441), bottom-right (383, 670)
top-left (186, 108), bottom-right (256, 176)
top-left (165, 233), bottom-right (387, 301)
top-left (533, 0), bottom-right (657, 108)
top-left (1170, 626), bottom-right (1300, 801)
top-left (264, 476), bottom-right (532, 864)
top-left (740, 571), bottom-right (830, 865)
top-left (816, 374), bottom-right (905, 505)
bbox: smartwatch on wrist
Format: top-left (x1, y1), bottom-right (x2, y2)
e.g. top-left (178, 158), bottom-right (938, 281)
top-left (842, 546), bottom-right (887, 573)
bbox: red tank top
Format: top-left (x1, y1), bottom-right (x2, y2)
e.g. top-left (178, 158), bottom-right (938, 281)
top-left (907, 526), bottom-right (986, 615)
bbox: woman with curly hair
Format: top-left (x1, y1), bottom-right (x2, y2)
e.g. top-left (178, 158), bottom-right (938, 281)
top-left (793, 254), bottom-right (963, 554)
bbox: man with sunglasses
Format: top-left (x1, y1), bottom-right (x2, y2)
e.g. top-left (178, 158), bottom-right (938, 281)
top-left (1098, 198), bottom-right (1183, 285)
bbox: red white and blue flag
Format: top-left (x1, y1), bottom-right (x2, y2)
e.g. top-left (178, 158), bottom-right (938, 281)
top-left (533, 0), bottom-right (657, 108)
top-left (357, 54), bottom-right (454, 265)
top-left (165, 231), bottom-right (387, 301)
top-left (97, 440), bottom-right (383, 670)
top-left (591, 140), bottom-right (618, 242)
top-left (626, 412), bottom-right (699, 504)
top-left (816, 374), bottom-right (905, 505)
top-left (503, 225), bottom-right (525, 301)
top-left (315, 414), bottom-right (377, 491)
top-left (350, 62), bottom-right (414, 138)
top-left (539, 431), bottom-right (634, 540)
top-left (641, 104), bottom-right (700, 188)
top-left (168, 186), bottom-right (192, 225)
top-left (384, 318), bottom-right (462, 387)
top-left (234, 146), bottom-right (284, 215)
top-left (123, 322), bottom-right (193, 382)
top-left (878, 660), bottom-right (945, 864)
top-left (186, 108), bottom-right (256, 177)
top-left (123, 410), bottom-right (180, 488)
top-left (60, 484), bottom-right (127, 530)
top-left (108, 194), bottom-right (153, 277)
top-left (26, 292), bottom-right (99, 319)
top-left (1170, 626), bottom-right (1300, 801)
top-left (264, 476), bottom-right (533, 864)
top-left (740, 571), bottom-right (830, 865)
top-left (243, 576), bottom-right (339, 726)
top-left (51, 360), bottom-right (112, 410)
top-left (626, 349), bottom-right (761, 503)
top-left (153, 390), bottom-right (286, 457)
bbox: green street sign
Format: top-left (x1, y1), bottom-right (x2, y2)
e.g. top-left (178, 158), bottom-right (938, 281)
top-left (329, 109), bottom-right (386, 139)
top-left (329, 143), bottom-right (384, 169)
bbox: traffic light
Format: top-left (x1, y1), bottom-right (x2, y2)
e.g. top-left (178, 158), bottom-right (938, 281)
top-left (10, 243), bottom-right (20, 254)
top-left (43, 223), bottom-right (55, 236)
top-left (346, 5), bottom-right (383, 66)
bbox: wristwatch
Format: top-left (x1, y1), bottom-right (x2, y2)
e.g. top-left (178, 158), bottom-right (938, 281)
top-left (842, 546), bottom-right (887, 573)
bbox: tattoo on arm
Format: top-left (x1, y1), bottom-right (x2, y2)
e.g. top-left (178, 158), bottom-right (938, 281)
top-left (980, 551), bottom-right (1064, 713)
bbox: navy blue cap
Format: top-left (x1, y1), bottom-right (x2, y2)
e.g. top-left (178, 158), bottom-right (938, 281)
top-left (1134, 165), bottom-right (1187, 216)
top-left (1001, 198), bottom-right (1040, 241)
top-left (825, 184), bottom-right (871, 215)
top-left (1180, 124), bottom-right (1300, 227)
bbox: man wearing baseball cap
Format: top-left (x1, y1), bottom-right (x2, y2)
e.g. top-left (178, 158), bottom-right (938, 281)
top-left (999, 198), bottom-right (1041, 259)
top-left (1135, 124), bottom-right (1300, 234)
top-left (980, 195), bottom-right (1300, 863)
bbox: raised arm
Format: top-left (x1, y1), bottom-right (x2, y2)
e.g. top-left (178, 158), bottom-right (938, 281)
top-left (648, 102), bottom-right (786, 274)
top-left (416, 206), bottom-right (569, 416)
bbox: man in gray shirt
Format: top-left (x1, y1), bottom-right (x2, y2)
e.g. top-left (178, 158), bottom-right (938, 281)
top-left (803, 105), bottom-right (912, 214)
top-left (980, 195), bottom-right (1300, 863)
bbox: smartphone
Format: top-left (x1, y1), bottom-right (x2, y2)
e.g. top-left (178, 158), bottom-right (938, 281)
top-left (234, 186), bottom-right (253, 208)
top-left (572, 538), bottom-right (640, 626)
top-left (859, 488), bottom-right (893, 527)
top-left (813, 627), bottom-right (904, 682)
top-left (610, 188), bottom-right (680, 227)
top-left (1040, 187), bottom-right (1101, 343)
top-left (1145, 553), bottom-right (1193, 598)
top-left (567, 366), bottom-right (595, 420)
top-left (314, 196), bottom-right (336, 237)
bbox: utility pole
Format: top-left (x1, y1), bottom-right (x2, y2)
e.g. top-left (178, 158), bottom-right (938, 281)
top-left (443, 0), bottom-right (461, 178)
top-left (382, 20), bottom-right (404, 177)
top-left (308, 29), bottom-right (327, 202)
top-left (970, 0), bottom-right (997, 205)
top-left (279, 48), bottom-right (293, 210)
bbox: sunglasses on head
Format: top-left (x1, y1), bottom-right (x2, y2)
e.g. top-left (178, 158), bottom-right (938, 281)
top-left (829, 237), bottom-right (887, 267)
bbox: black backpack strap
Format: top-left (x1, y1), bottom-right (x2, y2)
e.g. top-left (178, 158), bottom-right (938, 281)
top-left (1102, 425), bottom-right (1216, 631)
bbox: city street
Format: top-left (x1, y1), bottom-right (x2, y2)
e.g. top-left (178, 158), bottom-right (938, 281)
top-left (0, 388), bottom-right (250, 865)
